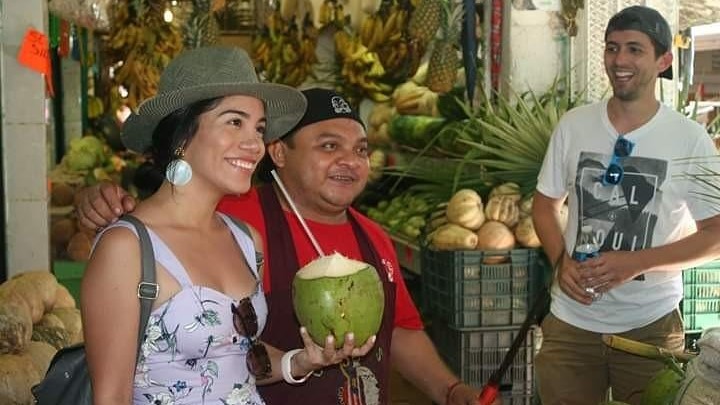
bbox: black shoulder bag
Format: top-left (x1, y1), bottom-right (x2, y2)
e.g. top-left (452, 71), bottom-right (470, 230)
top-left (32, 214), bottom-right (158, 404)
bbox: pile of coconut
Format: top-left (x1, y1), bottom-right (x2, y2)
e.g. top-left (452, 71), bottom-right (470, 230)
top-left (50, 180), bottom-right (94, 262)
top-left (427, 183), bottom-right (569, 258)
top-left (0, 271), bottom-right (82, 405)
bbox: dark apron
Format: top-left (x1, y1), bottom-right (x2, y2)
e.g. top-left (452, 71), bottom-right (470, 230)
top-left (257, 184), bottom-right (396, 405)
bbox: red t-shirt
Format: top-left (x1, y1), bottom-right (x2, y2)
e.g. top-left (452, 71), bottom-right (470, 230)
top-left (217, 188), bottom-right (423, 330)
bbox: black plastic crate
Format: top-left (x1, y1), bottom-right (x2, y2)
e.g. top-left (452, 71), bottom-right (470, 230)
top-left (682, 264), bottom-right (720, 332)
top-left (422, 248), bottom-right (545, 328)
top-left (429, 323), bottom-right (534, 396)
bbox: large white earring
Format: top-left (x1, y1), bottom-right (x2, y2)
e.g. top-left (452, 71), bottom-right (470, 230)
top-left (166, 159), bottom-right (192, 186)
top-left (166, 145), bottom-right (192, 186)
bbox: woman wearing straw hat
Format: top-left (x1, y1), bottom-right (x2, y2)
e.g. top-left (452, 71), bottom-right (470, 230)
top-left (81, 46), bottom-right (375, 405)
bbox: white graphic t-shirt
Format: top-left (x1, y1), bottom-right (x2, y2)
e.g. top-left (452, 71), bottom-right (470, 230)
top-left (537, 100), bottom-right (719, 333)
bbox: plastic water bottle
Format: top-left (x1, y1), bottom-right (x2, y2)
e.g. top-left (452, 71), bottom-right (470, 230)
top-left (572, 225), bottom-right (602, 300)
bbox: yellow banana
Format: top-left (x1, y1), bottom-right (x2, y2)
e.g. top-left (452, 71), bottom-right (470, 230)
top-left (348, 44), bottom-right (368, 63)
top-left (369, 19), bottom-right (384, 50)
top-left (320, 1), bottom-right (333, 25)
top-left (382, 9), bottom-right (399, 39)
top-left (384, 49), bottom-right (398, 72)
top-left (360, 15), bottom-right (376, 45)
top-left (367, 60), bottom-right (386, 77)
top-left (334, 3), bottom-right (345, 23)
top-left (282, 44), bottom-right (298, 63)
top-left (369, 91), bottom-right (391, 102)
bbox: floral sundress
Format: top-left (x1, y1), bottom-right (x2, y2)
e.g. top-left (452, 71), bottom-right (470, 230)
top-left (109, 214), bottom-right (268, 404)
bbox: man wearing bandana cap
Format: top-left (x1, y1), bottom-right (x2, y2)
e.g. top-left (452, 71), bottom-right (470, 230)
top-left (532, 6), bottom-right (720, 404)
top-left (77, 87), bottom-right (486, 404)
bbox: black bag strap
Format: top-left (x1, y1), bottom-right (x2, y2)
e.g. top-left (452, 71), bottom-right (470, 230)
top-left (225, 215), bottom-right (264, 271)
top-left (118, 214), bottom-right (157, 364)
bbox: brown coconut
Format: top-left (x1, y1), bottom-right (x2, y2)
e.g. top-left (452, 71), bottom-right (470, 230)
top-left (31, 326), bottom-right (71, 350)
top-left (475, 221), bottom-right (516, 264)
top-left (67, 232), bottom-right (92, 262)
top-left (36, 313), bottom-right (65, 330)
top-left (11, 271), bottom-right (58, 312)
top-left (0, 278), bottom-right (44, 324)
top-left (50, 182), bottom-right (75, 207)
top-left (49, 307), bottom-right (83, 344)
top-left (0, 353), bottom-right (41, 405)
top-left (22, 341), bottom-right (57, 376)
top-left (0, 289), bottom-right (32, 355)
top-left (50, 217), bottom-right (77, 247)
top-left (53, 284), bottom-right (77, 309)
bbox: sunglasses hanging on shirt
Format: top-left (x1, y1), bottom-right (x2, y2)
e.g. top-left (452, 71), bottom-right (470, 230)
top-left (601, 137), bottom-right (635, 185)
top-left (231, 298), bottom-right (272, 379)
top-left (598, 137), bottom-right (645, 281)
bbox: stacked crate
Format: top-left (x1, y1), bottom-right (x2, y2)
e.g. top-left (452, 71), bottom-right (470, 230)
top-left (422, 249), bottom-right (546, 404)
top-left (682, 261), bottom-right (720, 350)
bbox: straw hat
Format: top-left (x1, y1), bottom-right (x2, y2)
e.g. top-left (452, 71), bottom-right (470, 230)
top-left (121, 46), bottom-right (307, 153)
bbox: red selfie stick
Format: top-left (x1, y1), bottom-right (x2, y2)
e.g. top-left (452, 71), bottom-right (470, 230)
top-left (477, 383), bottom-right (500, 404)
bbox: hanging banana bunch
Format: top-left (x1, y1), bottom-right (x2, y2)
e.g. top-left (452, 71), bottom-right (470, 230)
top-left (318, 0), bottom-right (350, 28)
top-left (561, 0), bottom-right (584, 37)
top-left (359, 0), bottom-right (413, 83)
top-left (253, 9), bottom-right (319, 87)
top-left (105, 0), bottom-right (183, 112)
top-left (334, 28), bottom-right (393, 105)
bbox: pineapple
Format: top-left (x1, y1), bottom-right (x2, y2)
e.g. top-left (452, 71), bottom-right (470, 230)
top-left (185, 0), bottom-right (220, 48)
top-left (426, 0), bottom-right (462, 94)
top-left (408, 0), bottom-right (443, 48)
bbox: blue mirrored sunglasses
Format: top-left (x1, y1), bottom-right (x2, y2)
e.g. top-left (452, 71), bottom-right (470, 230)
top-left (601, 137), bottom-right (635, 185)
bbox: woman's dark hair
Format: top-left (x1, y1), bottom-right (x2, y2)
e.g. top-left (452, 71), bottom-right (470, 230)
top-left (132, 97), bottom-right (223, 195)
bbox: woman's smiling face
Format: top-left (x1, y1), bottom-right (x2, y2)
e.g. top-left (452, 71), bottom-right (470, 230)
top-left (184, 94), bottom-right (266, 195)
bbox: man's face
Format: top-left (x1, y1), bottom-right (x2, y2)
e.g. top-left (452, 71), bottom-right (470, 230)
top-left (270, 117), bottom-right (369, 221)
top-left (604, 30), bottom-right (672, 102)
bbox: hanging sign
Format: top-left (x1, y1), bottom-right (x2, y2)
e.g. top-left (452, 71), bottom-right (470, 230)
top-left (18, 27), bottom-right (54, 97)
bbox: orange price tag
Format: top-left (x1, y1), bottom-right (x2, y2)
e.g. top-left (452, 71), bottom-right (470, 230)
top-left (18, 28), bottom-right (54, 97)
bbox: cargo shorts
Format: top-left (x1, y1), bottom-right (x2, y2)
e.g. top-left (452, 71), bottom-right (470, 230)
top-left (535, 309), bottom-right (684, 405)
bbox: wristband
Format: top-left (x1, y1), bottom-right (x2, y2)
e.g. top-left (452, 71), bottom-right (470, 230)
top-left (281, 349), bottom-right (313, 384)
top-left (445, 380), bottom-right (463, 405)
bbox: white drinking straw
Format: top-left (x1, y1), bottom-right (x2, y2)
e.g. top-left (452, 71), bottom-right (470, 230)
top-left (270, 169), bottom-right (325, 257)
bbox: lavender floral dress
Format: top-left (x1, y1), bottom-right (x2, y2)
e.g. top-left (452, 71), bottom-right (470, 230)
top-left (107, 214), bottom-right (267, 405)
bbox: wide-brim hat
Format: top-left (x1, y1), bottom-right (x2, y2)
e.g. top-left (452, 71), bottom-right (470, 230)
top-left (121, 46), bottom-right (307, 153)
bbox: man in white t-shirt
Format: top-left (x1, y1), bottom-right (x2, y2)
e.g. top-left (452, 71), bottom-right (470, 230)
top-left (532, 6), bottom-right (720, 405)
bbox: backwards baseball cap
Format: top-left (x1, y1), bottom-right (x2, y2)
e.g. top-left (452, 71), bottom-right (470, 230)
top-left (255, 88), bottom-right (366, 182)
top-left (605, 5), bottom-right (673, 80)
top-left (283, 88), bottom-right (365, 138)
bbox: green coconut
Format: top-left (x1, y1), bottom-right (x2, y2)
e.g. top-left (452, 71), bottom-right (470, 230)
top-left (292, 253), bottom-right (385, 348)
top-left (641, 365), bottom-right (684, 405)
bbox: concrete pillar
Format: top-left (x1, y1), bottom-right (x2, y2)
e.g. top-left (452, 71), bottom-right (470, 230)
top-left (1, 0), bottom-right (51, 276)
top-left (501, 1), bottom-right (566, 96)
